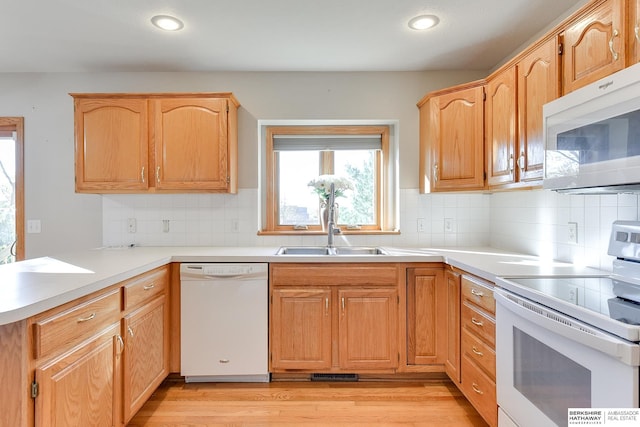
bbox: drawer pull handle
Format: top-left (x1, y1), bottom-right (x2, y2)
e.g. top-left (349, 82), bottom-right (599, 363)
top-left (472, 346), bottom-right (484, 356)
top-left (143, 284), bottom-right (155, 291)
top-left (471, 289), bottom-right (484, 297)
top-left (141, 166), bottom-right (145, 183)
top-left (77, 312), bottom-right (96, 323)
top-left (325, 297), bottom-right (329, 316)
top-left (472, 383), bottom-right (484, 395)
top-left (471, 318), bottom-right (484, 327)
top-left (219, 359), bottom-right (230, 364)
top-left (128, 326), bottom-right (134, 337)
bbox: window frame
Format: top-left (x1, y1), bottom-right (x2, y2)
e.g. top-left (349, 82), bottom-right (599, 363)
top-left (262, 124), bottom-right (394, 234)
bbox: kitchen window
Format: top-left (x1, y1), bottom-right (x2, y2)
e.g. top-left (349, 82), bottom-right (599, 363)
top-left (259, 122), bottom-right (398, 234)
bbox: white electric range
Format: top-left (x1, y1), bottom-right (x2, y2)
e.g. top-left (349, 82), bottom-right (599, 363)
top-left (494, 220), bottom-right (640, 427)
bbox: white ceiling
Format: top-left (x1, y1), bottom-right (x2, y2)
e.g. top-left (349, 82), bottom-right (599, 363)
top-left (2, 0), bottom-right (585, 72)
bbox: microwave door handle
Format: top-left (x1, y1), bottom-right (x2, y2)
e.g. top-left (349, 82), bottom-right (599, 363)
top-left (494, 290), bottom-right (639, 366)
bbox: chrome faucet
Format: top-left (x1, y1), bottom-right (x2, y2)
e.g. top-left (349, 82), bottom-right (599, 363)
top-left (327, 183), bottom-right (341, 250)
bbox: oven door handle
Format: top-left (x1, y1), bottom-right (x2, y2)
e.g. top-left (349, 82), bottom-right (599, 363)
top-left (495, 289), bottom-right (640, 366)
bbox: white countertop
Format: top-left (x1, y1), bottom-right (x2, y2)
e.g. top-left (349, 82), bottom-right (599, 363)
top-left (0, 245), bottom-right (606, 326)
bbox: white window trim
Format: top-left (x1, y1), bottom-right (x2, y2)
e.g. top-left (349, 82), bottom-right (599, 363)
top-left (258, 119), bottom-right (400, 233)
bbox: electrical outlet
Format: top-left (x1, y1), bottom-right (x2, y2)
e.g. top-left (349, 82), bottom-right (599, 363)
top-left (568, 222), bottom-right (578, 244)
top-left (162, 220), bottom-right (170, 233)
top-left (127, 218), bottom-right (137, 233)
top-left (444, 218), bottom-right (455, 233)
top-left (27, 219), bottom-right (41, 234)
top-left (417, 218), bottom-right (425, 232)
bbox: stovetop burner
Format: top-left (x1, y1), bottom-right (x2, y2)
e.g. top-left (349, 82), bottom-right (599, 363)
top-left (497, 221), bottom-right (640, 342)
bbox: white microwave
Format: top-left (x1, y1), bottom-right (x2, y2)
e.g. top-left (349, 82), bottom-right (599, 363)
top-left (543, 61), bottom-right (640, 193)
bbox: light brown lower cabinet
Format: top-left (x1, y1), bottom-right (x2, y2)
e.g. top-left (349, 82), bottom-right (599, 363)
top-left (0, 265), bottom-right (170, 427)
top-left (122, 294), bottom-right (170, 423)
top-left (270, 287), bottom-right (333, 371)
top-left (270, 263), bottom-right (400, 373)
top-left (444, 268), bottom-right (461, 382)
top-left (457, 274), bottom-right (498, 427)
top-left (406, 267), bottom-right (446, 366)
top-left (35, 322), bottom-right (122, 427)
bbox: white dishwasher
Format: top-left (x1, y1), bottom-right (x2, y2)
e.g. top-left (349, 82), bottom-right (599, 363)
top-left (180, 263), bottom-right (269, 383)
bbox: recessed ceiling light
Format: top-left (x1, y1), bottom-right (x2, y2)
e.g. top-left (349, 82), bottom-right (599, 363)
top-left (408, 15), bottom-right (440, 31)
top-left (151, 15), bottom-right (184, 31)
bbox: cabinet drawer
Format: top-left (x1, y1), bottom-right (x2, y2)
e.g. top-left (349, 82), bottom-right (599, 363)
top-left (462, 327), bottom-right (495, 380)
top-left (123, 266), bottom-right (168, 310)
top-left (34, 289), bottom-right (121, 359)
top-left (461, 276), bottom-right (495, 314)
top-left (271, 264), bottom-right (398, 287)
top-left (461, 302), bottom-right (495, 346)
top-left (461, 356), bottom-right (497, 427)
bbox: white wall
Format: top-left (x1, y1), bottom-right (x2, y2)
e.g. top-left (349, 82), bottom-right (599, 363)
top-left (0, 70), bottom-right (484, 258)
top-left (2, 70), bottom-right (635, 270)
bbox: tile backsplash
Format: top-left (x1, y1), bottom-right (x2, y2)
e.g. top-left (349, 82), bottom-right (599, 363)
top-left (103, 189), bottom-right (639, 272)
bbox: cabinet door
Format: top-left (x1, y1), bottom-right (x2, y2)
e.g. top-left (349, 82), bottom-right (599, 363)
top-left (406, 268), bottom-right (445, 365)
top-left (122, 295), bottom-right (169, 423)
top-left (35, 323), bottom-right (121, 427)
top-left (153, 98), bottom-right (230, 191)
top-left (338, 288), bottom-right (398, 370)
top-left (74, 98), bottom-right (149, 192)
top-left (562, 0), bottom-right (625, 94)
top-left (444, 269), bottom-right (461, 382)
top-left (432, 85), bottom-right (485, 191)
top-left (270, 288), bottom-right (332, 371)
top-left (517, 37), bottom-right (559, 182)
top-left (486, 66), bottom-right (517, 187)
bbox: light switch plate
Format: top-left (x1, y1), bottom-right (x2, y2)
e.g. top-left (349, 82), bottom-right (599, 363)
top-left (568, 222), bottom-right (578, 244)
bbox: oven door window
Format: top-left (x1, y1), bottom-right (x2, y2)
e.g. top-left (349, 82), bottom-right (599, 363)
top-left (513, 327), bottom-right (591, 426)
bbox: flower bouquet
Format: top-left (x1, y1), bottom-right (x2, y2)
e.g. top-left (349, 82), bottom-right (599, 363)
top-left (307, 174), bottom-right (353, 202)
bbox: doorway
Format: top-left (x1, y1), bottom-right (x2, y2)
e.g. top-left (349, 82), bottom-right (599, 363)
top-left (0, 118), bottom-right (24, 262)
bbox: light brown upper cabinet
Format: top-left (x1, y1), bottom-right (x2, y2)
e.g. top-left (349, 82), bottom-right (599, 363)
top-left (418, 81), bottom-right (485, 192)
top-left (485, 66), bottom-right (517, 188)
top-left (72, 93), bottom-right (239, 193)
top-left (517, 36), bottom-right (561, 183)
top-left (561, 0), bottom-right (626, 94)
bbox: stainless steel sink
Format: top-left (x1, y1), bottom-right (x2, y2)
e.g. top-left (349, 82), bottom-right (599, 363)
top-left (276, 246), bottom-right (330, 255)
top-left (333, 247), bottom-right (388, 255)
top-left (275, 246), bottom-right (388, 256)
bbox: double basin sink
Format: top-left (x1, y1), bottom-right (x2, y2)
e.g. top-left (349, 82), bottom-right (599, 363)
top-left (276, 246), bottom-right (388, 256)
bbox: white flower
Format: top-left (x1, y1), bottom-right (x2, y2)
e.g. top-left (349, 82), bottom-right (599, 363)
top-left (308, 174), bottom-right (353, 200)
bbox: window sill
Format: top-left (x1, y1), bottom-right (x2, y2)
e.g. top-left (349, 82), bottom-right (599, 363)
top-left (257, 230), bottom-right (400, 236)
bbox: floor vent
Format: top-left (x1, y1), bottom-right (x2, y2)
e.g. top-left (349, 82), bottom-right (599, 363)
top-left (311, 373), bottom-right (359, 382)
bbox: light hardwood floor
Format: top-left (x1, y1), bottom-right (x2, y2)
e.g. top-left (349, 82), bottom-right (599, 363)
top-left (127, 377), bottom-right (489, 426)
